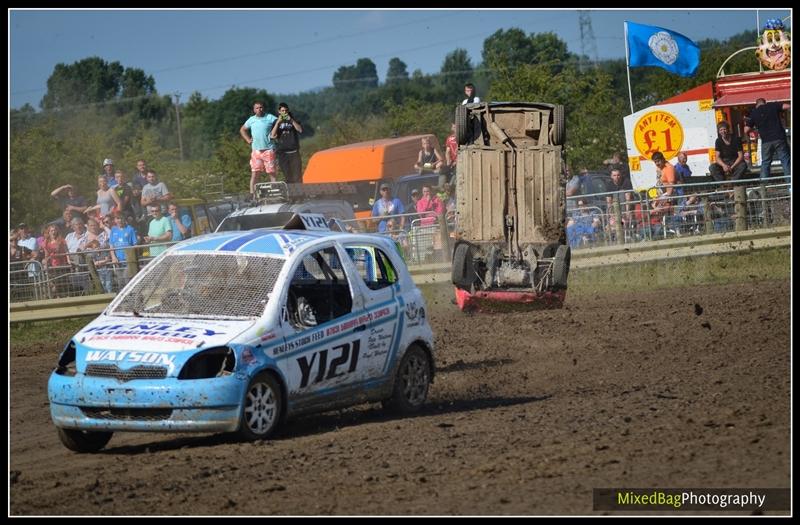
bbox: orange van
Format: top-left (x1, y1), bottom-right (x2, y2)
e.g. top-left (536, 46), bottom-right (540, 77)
top-left (303, 134), bottom-right (442, 218)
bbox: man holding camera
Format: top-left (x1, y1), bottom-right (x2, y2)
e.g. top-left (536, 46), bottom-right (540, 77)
top-left (270, 102), bottom-right (304, 184)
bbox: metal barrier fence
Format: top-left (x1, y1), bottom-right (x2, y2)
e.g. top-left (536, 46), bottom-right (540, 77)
top-left (8, 212), bottom-right (456, 303)
top-left (342, 211), bottom-right (453, 267)
top-left (566, 177), bottom-right (791, 249)
top-left (8, 179), bottom-right (788, 303)
top-left (9, 242), bottom-right (172, 303)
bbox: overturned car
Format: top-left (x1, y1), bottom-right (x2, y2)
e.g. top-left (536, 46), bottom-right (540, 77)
top-left (451, 102), bottom-right (570, 311)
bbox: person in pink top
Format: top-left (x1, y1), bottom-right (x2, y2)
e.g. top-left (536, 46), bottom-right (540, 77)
top-left (415, 186), bottom-right (444, 226)
top-left (445, 123), bottom-right (458, 175)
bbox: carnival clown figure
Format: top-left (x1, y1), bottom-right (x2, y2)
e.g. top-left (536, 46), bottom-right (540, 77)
top-left (756, 18), bottom-right (791, 71)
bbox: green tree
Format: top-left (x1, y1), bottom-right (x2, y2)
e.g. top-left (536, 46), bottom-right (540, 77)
top-left (333, 58), bottom-right (379, 90)
top-left (490, 63), bottom-right (627, 170)
top-left (439, 48), bottom-right (474, 97)
top-left (386, 57), bottom-right (409, 85)
top-left (482, 28), bottom-right (535, 69)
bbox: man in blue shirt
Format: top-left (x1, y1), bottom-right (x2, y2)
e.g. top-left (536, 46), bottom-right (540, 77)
top-left (371, 183), bottom-right (405, 233)
top-left (240, 101), bottom-right (278, 196)
top-left (673, 151), bottom-right (691, 197)
top-left (168, 203), bottom-right (193, 241)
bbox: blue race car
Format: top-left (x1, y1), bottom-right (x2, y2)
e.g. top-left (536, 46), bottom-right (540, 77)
top-left (48, 214), bottom-right (435, 452)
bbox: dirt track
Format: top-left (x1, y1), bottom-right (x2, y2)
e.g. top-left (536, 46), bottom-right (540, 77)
top-left (10, 280), bottom-right (790, 516)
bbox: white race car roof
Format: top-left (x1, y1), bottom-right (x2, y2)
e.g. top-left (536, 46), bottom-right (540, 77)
top-left (172, 229), bottom-right (393, 259)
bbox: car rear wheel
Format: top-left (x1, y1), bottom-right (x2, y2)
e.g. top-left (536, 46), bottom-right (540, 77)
top-left (57, 428), bottom-right (113, 453)
top-left (238, 372), bottom-right (282, 441)
top-left (452, 242), bottom-right (476, 290)
top-left (455, 105), bottom-right (470, 145)
top-left (549, 105), bottom-right (565, 146)
top-left (383, 345), bottom-right (431, 414)
top-left (552, 244), bottom-right (571, 290)
top-left (542, 242), bottom-right (560, 259)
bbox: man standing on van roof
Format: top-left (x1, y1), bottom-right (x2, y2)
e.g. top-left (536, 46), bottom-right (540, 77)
top-left (240, 101), bottom-right (278, 196)
top-left (270, 102), bottom-right (304, 184)
top-left (462, 83), bottom-right (481, 105)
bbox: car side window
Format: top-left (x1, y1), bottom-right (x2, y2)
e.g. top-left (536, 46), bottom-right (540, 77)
top-left (285, 247), bottom-right (352, 330)
top-left (344, 245), bottom-right (398, 291)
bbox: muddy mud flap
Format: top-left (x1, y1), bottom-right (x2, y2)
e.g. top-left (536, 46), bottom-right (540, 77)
top-left (454, 287), bottom-right (566, 312)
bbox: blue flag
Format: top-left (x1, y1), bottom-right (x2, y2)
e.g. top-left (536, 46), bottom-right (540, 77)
top-left (626, 21), bottom-right (700, 77)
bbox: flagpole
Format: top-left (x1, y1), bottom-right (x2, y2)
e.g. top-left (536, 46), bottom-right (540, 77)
top-left (624, 21), bottom-right (634, 114)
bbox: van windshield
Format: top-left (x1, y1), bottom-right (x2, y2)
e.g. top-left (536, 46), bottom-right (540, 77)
top-left (216, 212), bottom-right (296, 232)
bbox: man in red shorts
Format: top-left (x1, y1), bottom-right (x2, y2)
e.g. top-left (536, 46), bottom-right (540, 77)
top-left (240, 101), bottom-right (278, 196)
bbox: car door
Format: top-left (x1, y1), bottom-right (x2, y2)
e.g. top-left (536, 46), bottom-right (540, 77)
top-left (276, 244), bottom-right (369, 400)
top-left (342, 242), bottom-right (402, 380)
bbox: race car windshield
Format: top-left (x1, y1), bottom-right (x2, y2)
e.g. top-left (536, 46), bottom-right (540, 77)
top-left (110, 253), bottom-right (284, 319)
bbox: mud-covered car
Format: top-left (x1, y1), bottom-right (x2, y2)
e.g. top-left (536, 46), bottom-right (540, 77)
top-left (48, 214), bottom-right (435, 452)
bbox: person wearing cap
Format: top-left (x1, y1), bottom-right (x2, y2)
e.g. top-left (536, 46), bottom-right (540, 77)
top-left (371, 183), bottom-right (405, 233)
top-left (101, 158), bottom-right (118, 188)
top-left (16, 223), bottom-right (39, 253)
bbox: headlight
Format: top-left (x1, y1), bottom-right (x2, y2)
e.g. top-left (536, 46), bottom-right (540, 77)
top-left (178, 347), bottom-right (236, 380)
top-left (56, 341), bottom-right (77, 376)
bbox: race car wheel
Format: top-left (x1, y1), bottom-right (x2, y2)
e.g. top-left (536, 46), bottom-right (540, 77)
top-left (57, 428), bottom-right (113, 453)
top-left (549, 104), bottom-right (565, 146)
top-left (455, 105), bottom-right (470, 145)
top-left (542, 242), bottom-right (560, 259)
top-left (451, 242), bottom-right (476, 290)
top-left (552, 244), bottom-right (571, 290)
top-left (239, 372), bottom-right (282, 440)
top-left (383, 345), bottom-right (431, 414)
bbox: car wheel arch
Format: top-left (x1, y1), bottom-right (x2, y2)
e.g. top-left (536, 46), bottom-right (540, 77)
top-left (243, 365), bottom-right (289, 424)
top-left (392, 340), bottom-right (435, 384)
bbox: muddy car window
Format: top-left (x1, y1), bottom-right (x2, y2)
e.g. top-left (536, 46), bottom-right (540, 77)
top-left (345, 245), bottom-right (398, 290)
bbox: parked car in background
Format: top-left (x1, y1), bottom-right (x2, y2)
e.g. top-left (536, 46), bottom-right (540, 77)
top-left (216, 182), bottom-right (354, 232)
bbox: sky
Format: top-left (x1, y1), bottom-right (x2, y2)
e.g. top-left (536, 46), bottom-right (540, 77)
top-left (9, 8), bottom-right (792, 110)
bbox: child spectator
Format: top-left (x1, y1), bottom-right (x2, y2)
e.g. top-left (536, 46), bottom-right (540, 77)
top-left (414, 137), bottom-right (444, 174)
top-left (43, 224), bottom-right (70, 297)
top-left (445, 123), bottom-right (458, 177)
top-left (109, 212), bottom-right (138, 288)
top-left (85, 239), bottom-right (113, 293)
